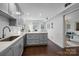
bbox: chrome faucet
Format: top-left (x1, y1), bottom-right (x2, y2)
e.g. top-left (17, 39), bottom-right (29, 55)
top-left (2, 26), bottom-right (11, 38)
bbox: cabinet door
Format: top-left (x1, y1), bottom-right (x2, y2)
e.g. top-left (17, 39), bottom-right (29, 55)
top-left (27, 39), bottom-right (32, 45)
top-left (18, 38), bottom-right (24, 56)
top-left (43, 34), bottom-right (48, 44)
top-left (0, 3), bottom-right (8, 14)
top-left (13, 38), bottom-right (23, 56)
top-left (34, 39), bottom-right (40, 44)
top-left (13, 44), bottom-right (20, 56)
top-left (13, 40), bottom-right (21, 56)
top-left (3, 47), bottom-right (13, 56)
top-left (26, 34), bottom-right (48, 46)
top-left (0, 38), bottom-right (24, 56)
top-left (27, 39), bottom-right (40, 45)
top-left (27, 34), bottom-right (33, 39)
top-left (39, 34), bottom-right (48, 44)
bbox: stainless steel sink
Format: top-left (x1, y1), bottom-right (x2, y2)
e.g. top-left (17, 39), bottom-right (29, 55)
top-left (0, 36), bottom-right (19, 41)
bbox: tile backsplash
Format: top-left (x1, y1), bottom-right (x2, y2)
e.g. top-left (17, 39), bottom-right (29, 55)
top-left (9, 26), bottom-right (22, 36)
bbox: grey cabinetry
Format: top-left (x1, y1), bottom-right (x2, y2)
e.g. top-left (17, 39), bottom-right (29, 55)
top-left (0, 46), bottom-right (14, 56)
top-left (0, 37), bottom-right (24, 56)
top-left (13, 37), bottom-right (24, 56)
top-left (18, 37), bottom-right (24, 55)
top-left (27, 34), bottom-right (40, 45)
top-left (13, 43), bottom-right (20, 56)
top-left (4, 47), bottom-right (13, 56)
top-left (25, 33), bottom-right (48, 46)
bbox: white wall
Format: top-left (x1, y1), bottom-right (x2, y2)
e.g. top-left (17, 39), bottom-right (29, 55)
top-left (44, 4), bottom-right (65, 48)
top-left (47, 15), bottom-right (64, 48)
top-left (0, 15), bottom-right (9, 38)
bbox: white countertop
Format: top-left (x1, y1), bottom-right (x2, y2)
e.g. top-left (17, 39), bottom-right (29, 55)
top-left (26, 32), bottom-right (47, 34)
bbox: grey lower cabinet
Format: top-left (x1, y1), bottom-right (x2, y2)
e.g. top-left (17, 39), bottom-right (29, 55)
top-left (13, 37), bottom-right (24, 56)
top-left (3, 46), bottom-right (14, 56)
top-left (25, 33), bottom-right (48, 46)
top-left (0, 37), bottom-right (24, 56)
top-left (0, 46), bottom-right (14, 56)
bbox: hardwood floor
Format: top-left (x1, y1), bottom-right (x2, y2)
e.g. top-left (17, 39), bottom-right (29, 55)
top-left (22, 39), bottom-right (79, 56)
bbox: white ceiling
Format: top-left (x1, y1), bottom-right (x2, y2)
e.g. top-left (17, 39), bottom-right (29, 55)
top-left (18, 3), bottom-right (65, 20)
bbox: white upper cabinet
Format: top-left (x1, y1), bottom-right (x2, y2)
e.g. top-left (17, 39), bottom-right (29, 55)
top-left (0, 3), bottom-right (8, 14)
top-left (8, 3), bottom-right (24, 26)
top-left (8, 3), bottom-right (18, 18)
top-left (0, 3), bottom-right (24, 26)
top-left (8, 3), bottom-right (18, 15)
top-left (0, 3), bottom-right (22, 18)
top-left (0, 3), bottom-right (16, 20)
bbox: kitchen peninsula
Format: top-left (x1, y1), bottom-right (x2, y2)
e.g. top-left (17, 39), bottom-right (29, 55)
top-left (24, 32), bottom-right (48, 46)
top-left (0, 32), bottom-right (48, 56)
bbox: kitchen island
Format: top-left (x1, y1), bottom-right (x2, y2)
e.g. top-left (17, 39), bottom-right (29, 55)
top-left (24, 32), bottom-right (48, 46)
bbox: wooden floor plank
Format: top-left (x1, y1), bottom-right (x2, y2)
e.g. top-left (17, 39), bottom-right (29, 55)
top-left (22, 39), bottom-right (79, 56)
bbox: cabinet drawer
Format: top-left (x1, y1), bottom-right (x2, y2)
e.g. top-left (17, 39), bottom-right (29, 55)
top-left (27, 40), bottom-right (35, 45)
top-left (27, 39), bottom-right (39, 44)
top-left (40, 39), bottom-right (47, 43)
top-left (27, 39), bottom-right (32, 43)
top-left (1, 46), bottom-right (13, 56)
top-left (25, 33), bottom-right (48, 46)
top-left (34, 39), bottom-right (40, 44)
top-left (27, 34), bottom-right (33, 39)
top-left (27, 34), bottom-right (39, 39)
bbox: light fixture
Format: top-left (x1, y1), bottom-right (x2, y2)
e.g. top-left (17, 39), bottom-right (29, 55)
top-left (16, 12), bottom-right (21, 15)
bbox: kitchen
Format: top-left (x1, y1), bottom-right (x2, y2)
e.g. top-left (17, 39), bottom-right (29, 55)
top-left (0, 3), bottom-right (49, 56)
top-left (0, 3), bottom-right (79, 56)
